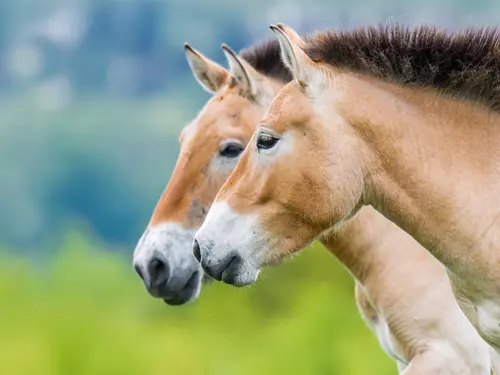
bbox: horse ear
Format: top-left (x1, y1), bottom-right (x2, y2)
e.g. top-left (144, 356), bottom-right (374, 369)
top-left (221, 44), bottom-right (263, 99)
top-left (276, 23), bottom-right (304, 47)
top-left (270, 24), bottom-right (316, 86)
top-left (184, 43), bottom-right (229, 94)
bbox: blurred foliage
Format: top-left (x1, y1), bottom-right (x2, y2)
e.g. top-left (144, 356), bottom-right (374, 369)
top-left (0, 94), bottom-right (192, 248)
top-left (0, 234), bottom-right (395, 375)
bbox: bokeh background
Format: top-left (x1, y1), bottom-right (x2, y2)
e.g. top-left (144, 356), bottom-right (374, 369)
top-left (2, 1), bottom-right (499, 374)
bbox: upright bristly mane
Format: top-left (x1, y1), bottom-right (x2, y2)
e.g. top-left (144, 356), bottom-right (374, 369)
top-left (240, 39), bottom-right (293, 83)
top-left (303, 24), bottom-right (500, 111)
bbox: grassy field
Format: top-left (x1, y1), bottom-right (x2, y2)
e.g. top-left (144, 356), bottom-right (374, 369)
top-left (0, 232), bottom-right (396, 375)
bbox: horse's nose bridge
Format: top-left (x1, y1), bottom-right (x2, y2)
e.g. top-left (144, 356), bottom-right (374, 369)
top-left (151, 161), bottom-right (206, 226)
top-left (150, 184), bottom-right (195, 226)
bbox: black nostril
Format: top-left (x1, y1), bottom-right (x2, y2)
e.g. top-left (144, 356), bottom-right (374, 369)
top-left (192, 240), bottom-right (201, 263)
top-left (147, 257), bottom-right (170, 289)
top-left (134, 264), bottom-right (144, 281)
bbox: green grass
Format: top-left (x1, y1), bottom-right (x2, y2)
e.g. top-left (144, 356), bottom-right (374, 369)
top-left (0, 232), bottom-right (396, 375)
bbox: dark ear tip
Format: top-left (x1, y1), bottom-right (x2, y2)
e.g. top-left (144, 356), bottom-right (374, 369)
top-left (221, 44), bottom-right (237, 58)
top-left (184, 42), bottom-right (193, 52)
top-left (269, 25), bottom-right (283, 35)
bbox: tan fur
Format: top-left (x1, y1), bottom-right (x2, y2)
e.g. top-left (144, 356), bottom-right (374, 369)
top-left (154, 40), bottom-right (493, 373)
top-left (213, 27), bottom-right (500, 336)
top-left (325, 207), bottom-right (492, 373)
top-left (150, 92), bottom-right (259, 227)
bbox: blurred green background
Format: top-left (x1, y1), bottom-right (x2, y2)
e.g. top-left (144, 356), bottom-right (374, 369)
top-left (2, 0), bottom-right (499, 374)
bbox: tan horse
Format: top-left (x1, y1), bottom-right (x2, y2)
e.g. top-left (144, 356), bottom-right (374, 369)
top-left (134, 38), bottom-right (493, 373)
top-left (194, 23), bottom-right (500, 357)
top-left (133, 41), bottom-right (287, 305)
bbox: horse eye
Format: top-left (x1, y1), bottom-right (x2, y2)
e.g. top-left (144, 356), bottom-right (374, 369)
top-left (219, 143), bottom-right (244, 158)
top-left (256, 132), bottom-right (279, 150)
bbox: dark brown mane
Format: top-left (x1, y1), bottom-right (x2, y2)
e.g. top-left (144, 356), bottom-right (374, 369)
top-left (240, 39), bottom-right (293, 83)
top-left (304, 24), bottom-right (500, 111)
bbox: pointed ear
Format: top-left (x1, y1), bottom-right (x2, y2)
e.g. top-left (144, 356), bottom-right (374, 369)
top-left (276, 23), bottom-right (304, 47)
top-left (184, 43), bottom-right (229, 94)
top-left (270, 24), bottom-right (316, 86)
top-left (221, 43), bottom-right (262, 98)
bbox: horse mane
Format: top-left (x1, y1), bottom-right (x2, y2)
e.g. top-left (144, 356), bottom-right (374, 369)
top-left (304, 24), bottom-right (500, 111)
top-left (239, 39), bottom-right (293, 83)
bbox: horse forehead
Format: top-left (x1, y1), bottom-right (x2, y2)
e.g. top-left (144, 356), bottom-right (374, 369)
top-left (182, 118), bottom-right (248, 157)
top-left (208, 89), bottom-right (251, 112)
top-left (264, 86), bottom-right (306, 132)
top-left (193, 104), bottom-right (258, 144)
top-left (198, 95), bottom-right (251, 124)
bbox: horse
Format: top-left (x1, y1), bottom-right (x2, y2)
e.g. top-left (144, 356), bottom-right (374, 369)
top-left (133, 35), bottom-right (493, 374)
top-left (133, 41), bottom-right (287, 305)
top-left (194, 22), bottom-right (500, 357)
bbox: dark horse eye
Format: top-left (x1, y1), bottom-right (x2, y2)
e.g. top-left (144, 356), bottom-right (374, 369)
top-left (256, 132), bottom-right (279, 150)
top-left (219, 143), bottom-right (244, 158)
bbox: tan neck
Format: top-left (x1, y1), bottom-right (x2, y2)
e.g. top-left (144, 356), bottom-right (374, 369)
top-left (320, 206), bottom-right (396, 283)
top-left (341, 74), bottom-right (500, 279)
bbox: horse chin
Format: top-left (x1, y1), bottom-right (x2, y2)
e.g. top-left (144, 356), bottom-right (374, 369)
top-left (162, 270), bottom-right (203, 306)
top-left (220, 259), bottom-right (260, 287)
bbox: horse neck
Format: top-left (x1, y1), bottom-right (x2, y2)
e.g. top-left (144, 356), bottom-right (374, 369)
top-left (320, 206), bottom-right (396, 283)
top-left (343, 74), bottom-right (500, 279)
top-left (321, 206), bottom-right (436, 286)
